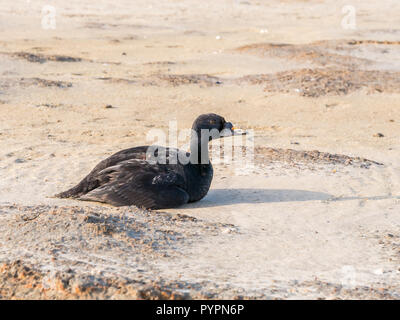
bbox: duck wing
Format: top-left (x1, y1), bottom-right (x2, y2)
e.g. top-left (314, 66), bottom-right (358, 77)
top-left (78, 159), bottom-right (189, 209)
top-left (56, 145), bottom-right (187, 199)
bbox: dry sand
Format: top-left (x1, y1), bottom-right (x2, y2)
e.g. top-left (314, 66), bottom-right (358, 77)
top-left (1, 0), bottom-right (400, 299)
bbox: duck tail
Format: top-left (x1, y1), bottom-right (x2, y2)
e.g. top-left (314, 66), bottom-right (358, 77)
top-left (55, 180), bottom-right (86, 199)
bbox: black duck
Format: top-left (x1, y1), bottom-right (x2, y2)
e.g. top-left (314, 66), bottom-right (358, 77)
top-left (56, 113), bottom-right (244, 209)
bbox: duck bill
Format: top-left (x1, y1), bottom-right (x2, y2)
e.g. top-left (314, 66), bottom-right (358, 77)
top-left (220, 126), bottom-right (247, 138)
top-left (232, 128), bottom-right (247, 136)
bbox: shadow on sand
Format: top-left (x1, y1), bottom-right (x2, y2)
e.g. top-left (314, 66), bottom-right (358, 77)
top-left (181, 189), bottom-right (400, 209)
top-left (182, 188), bottom-right (333, 209)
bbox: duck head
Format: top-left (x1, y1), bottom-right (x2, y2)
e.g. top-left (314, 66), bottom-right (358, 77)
top-left (191, 113), bottom-right (245, 141)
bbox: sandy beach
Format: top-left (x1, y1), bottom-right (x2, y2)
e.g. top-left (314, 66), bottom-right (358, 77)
top-left (1, 0), bottom-right (400, 299)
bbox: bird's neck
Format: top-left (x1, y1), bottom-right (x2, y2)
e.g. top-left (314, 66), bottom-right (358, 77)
top-left (190, 130), bottom-right (209, 165)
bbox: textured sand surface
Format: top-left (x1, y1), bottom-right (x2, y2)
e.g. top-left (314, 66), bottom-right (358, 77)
top-left (1, 0), bottom-right (400, 299)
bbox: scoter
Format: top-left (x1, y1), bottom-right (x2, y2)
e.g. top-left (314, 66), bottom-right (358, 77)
top-left (56, 113), bottom-right (244, 209)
